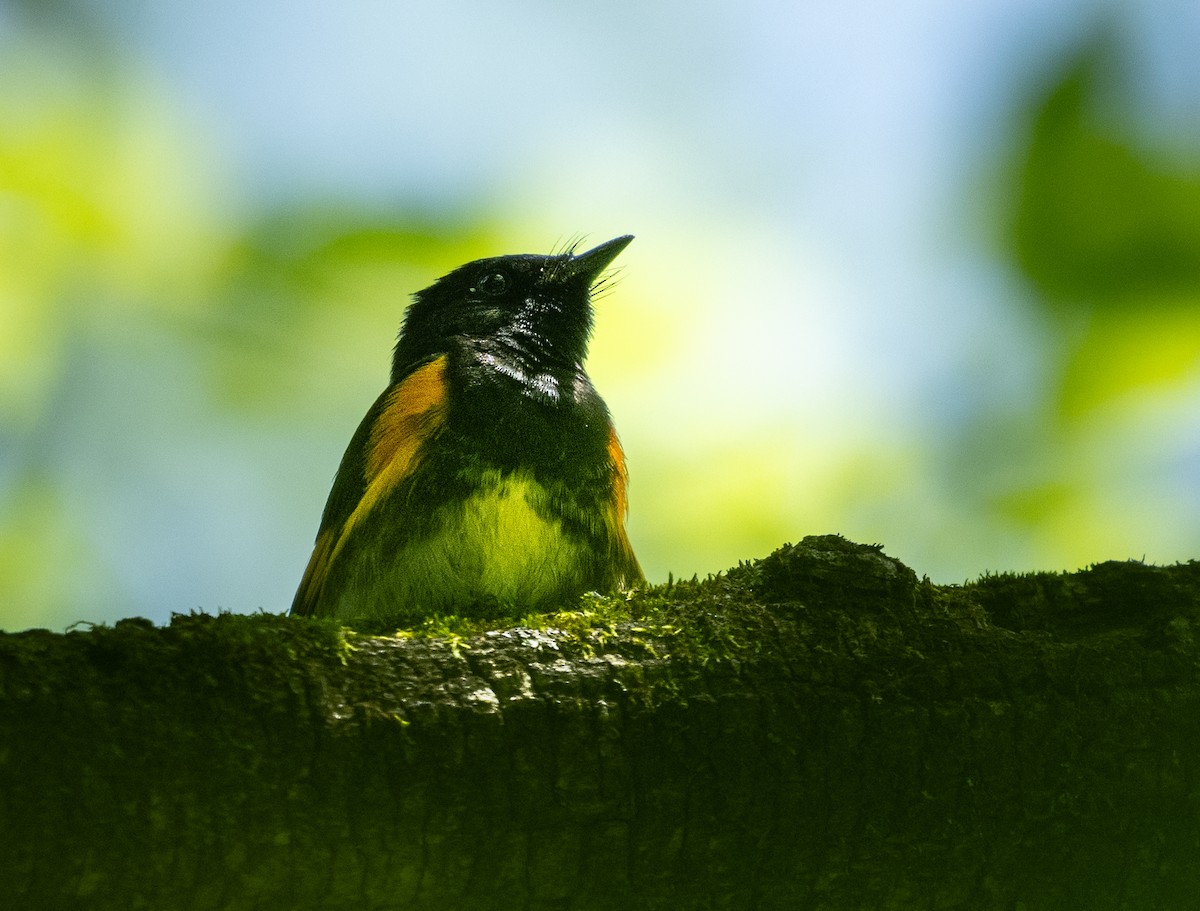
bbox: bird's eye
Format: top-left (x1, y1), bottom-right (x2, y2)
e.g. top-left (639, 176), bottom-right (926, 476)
top-left (477, 272), bottom-right (509, 296)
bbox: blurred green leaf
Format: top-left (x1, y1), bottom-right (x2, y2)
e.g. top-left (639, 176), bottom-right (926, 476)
top-left (1005, 32), bottom-right (1200, 418)
top-left (1011, 36), bottom-right (1200, 306)
top-left (1060, 300), bottom-right (1200, 414)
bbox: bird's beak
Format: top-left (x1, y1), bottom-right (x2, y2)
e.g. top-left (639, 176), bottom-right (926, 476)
top-left (565, 235), bottom-right (634, 285)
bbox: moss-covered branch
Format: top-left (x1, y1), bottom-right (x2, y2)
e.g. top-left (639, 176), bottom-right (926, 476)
top-left (2, 535), bottom-right (1198, 910)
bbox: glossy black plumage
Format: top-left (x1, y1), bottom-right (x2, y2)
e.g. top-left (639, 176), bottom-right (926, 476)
top-left (291, 236), bottom-right (642, 624)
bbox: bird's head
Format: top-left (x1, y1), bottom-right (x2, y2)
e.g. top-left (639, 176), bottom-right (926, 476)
top-left (392, 235), bottom-right (632, 381)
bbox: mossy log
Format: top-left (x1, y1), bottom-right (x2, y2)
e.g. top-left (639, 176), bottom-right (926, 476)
top-left (1, 535), bottom-right (1198, 910)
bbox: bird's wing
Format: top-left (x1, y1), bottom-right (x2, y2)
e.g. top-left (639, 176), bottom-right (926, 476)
top-left (290, 355), bottom-right (450, 616)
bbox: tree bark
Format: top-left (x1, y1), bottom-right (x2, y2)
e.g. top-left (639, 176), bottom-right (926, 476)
top-left (1, 535), bottom-right (1198, 910)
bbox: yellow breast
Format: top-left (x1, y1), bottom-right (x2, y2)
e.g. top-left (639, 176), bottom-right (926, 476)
top-left (447, 470), bottom-right (584, 600)
top-left (329, 469), bottom-right (593, 621)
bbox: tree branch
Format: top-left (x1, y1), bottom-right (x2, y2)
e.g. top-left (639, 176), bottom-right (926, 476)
top-left (2, 535), bottom-right (1198, 910)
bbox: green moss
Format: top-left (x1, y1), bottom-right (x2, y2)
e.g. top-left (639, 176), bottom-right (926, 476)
top-left (302, 535), bottom-right (1199, 668)
top-left (300, 569), bottom-right (769, 666)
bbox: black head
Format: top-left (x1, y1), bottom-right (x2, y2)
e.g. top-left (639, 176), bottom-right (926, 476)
top-left (391, 235), bottom-right (633, 381)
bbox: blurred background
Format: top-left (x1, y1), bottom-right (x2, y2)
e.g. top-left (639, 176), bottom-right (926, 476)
top-left (2, 0), bottom-right (1199, 630)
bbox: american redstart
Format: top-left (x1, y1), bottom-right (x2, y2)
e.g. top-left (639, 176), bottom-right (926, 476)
top-left (291, 235), bottom-right (643, 625)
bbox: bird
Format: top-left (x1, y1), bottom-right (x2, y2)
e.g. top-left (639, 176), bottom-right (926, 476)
top-left (290, 235), bottom-right (643, 625)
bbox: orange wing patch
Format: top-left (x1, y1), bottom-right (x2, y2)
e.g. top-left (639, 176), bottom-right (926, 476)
top-left (292, 355), bottom-right (449, 616)
top-left (366, 357), bottom-right (449, 481)
top-left (329, 356), bottom-right (449, 566)
top-left (607, 425), bottom-right (630, 521)
top-left (606, 424), bottom-right (644, 587)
